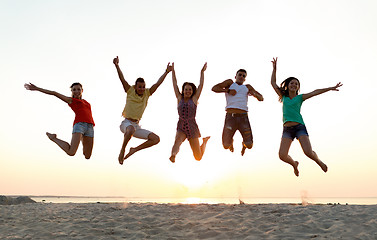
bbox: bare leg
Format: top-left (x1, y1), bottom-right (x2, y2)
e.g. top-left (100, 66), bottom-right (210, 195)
top-left (188, 136), bottom-right (211, 161)
top-left (82, 136), bottom-right (94, 159)
top-left (125, 133), bottom-right (160, 160)
top-left (169, 131), bottom-right (187, 163)
top-left (46, 132), bottom-right (81, 157)
top-left (298, 135), bottom-right (328, 173)
top-left (279, 137), bottom-right (299, 177)
top-left (200, 136), bottom-right (210, 157)
top-left (119, 126), bottom-right (135, 165)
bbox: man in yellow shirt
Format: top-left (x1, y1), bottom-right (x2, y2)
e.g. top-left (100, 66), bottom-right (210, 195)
top-left (113, 56), bottom-right (173, 164)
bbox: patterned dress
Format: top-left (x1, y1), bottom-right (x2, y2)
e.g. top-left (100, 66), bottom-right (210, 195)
top-left (177, 98), bottom-right (201, 139)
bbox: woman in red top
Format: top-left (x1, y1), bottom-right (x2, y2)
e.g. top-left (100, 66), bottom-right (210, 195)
top-left (24, 82), bottom-right (95, 159)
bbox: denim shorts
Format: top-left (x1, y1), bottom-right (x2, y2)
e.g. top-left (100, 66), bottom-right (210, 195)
top-left (72, 122), bottom-right (94, 137)
top-left (282, 123), bottom-right (308, 140)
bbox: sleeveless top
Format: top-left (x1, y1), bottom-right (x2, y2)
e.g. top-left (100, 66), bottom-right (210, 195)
top-left (177, 98), bottom-right (201, 139)
top-left (225, 82), bottom-right (248, 111)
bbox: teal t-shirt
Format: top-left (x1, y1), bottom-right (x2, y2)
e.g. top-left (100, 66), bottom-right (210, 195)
top-left (282, 94), bottom-right (305, 125)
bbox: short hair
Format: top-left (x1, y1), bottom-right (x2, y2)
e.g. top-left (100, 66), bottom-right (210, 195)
top-left (70, 82), bottom-right (82, 89)
top-left (236, 69), bottom-right (247, 75)
top-left (135, 78), bottom-right (145, 86)
top-left (180, 82), bottom-right (197, 99)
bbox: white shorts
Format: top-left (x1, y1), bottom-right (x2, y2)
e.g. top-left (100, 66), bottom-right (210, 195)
top-left (120, 119), bottom-right (152, 140)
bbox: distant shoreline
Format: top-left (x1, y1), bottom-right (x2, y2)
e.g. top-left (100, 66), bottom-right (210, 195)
top-left (3, 195), bottom-right (376, 205)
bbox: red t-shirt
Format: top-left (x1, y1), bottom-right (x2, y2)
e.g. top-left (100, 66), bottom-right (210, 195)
top-left (68, 98), bottom-right (95, 126)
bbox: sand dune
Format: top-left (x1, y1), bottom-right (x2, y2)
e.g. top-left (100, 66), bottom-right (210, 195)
top-left (1, 203), bottom-right (376, 239)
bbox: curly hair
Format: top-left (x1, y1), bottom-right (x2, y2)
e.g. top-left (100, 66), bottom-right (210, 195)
top-left (181, 82), bottom-right (197, 99)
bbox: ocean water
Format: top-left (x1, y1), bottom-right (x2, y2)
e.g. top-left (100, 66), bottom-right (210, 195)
top-left (27, 196), bottom-right (377, 205)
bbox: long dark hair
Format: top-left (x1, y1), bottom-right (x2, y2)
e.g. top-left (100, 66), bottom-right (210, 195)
top-left (181, 82), bottom-right (197, 99)
top-left (278, 77), bottom-right (300, 102)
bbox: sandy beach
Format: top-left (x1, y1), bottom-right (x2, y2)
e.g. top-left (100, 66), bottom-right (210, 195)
top-left (1, 202), bottom-right (376, 239)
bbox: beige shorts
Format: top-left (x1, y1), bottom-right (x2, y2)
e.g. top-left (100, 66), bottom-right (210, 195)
top-left (120, 119), bottom-right (152, 140)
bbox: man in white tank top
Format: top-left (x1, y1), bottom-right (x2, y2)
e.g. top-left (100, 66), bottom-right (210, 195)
top-left (212, 69), bottom-right (264, 155)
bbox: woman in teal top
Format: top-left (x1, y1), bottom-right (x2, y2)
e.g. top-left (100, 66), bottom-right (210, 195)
top-left (270, 57), bottom-right (342, 176)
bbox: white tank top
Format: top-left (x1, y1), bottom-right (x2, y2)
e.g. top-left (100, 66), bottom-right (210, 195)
top-left (225, 82), bottom-right (248, 111)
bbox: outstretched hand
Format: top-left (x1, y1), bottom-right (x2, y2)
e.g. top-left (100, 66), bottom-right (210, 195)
top-left (201, 62), bottom-right (207, 72)
top-left (331, 82), bottom-right (343, 91)
top-left (113, 56), bottom-right (119, 65)
top-left (272, 57), bottom-right (278, 70)
top-left (166, 62), bottom-right (173, 73)
top-left (24, 83), bottom-right (38, 91)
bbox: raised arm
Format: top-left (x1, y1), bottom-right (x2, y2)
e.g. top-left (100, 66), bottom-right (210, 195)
top-left (171, 62), bottom-right (181, 101)
top-left (246, 84), bottom-right (264, 101)
top-left (24, 83), bottom-right (72, 104)
top-left (192, 62), bottom-right (207, 103)
top-left (113, 56), bottom-right (130, 93)
top-left (302, 82), bottom-right (343, 101)
top-left (150, 62), bottom-right (173, 95)
top-left (271, 57), bottom-right (282, 98)
top-left (211, 79), bottom-right (235, 95)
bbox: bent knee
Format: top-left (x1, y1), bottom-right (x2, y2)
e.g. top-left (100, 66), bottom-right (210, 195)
top-left (303, 150), bottom-right (314, 158)
top-left (149, 134), bottom-right (160, 144)
top-left (223, 142), bottom-right (232, 149)
top-left (278, 152), bottom-right (287, 160)
top-left (194, 154), bottom-right (202, 161)
top-left (244, 141), bottom-right (253, 149)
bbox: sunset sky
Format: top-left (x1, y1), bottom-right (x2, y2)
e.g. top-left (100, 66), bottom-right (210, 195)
top-left (1, 0), bottom-right (377, 200)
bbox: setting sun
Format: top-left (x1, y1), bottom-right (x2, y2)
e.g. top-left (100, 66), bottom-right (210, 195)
top-left (171, 156), bottom-right (225, 190)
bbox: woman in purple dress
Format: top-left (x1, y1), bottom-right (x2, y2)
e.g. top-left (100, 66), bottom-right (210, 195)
top-left (169, 62), bottom-right (210, 163)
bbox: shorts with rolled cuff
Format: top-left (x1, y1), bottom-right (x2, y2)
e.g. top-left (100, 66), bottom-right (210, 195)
top-left (120, 118), bottom-right (152, 140)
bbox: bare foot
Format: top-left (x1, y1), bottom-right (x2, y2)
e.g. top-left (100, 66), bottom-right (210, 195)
top-left (125, 147), bottom-right (137, 160)
top-left (203, 136), bottom-right (211, 143)
top-left (241, 145), bottom-right (246, 156)
top-left (317, 160), bottom-right (328, 173)
top-left (169, 155), bottom-right (175, 163)
top-left (118, 153), bottom-right (125, 165)
top-left (293, 161), bottom-right (299, 177)
top-left (229, 144), bottom-right (234, 152)
top-left (241, 142), bottom-right (253, 156)
top-left (241, 142), bottom-right (246, 156)
top-left (46, 132), bottom-right (56, 141)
